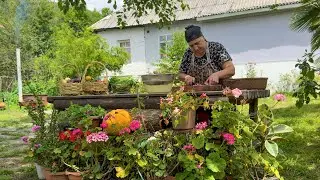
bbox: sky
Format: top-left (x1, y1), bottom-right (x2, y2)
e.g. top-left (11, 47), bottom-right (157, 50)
top-left (85, 0), bottom-right (123, 11)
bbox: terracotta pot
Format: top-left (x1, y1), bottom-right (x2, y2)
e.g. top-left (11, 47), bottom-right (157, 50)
top-left (173, 110), bottom-right (196, 130)
top-left (42, 168), bottom-right (68, 180)
top-left (0, 102), bottom-right (5, 109)
top-left (66, 171), bottom-right (83, 180)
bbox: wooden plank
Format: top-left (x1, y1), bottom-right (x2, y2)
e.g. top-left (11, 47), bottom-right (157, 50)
top-left (48, 90), bottom-right (270, 111)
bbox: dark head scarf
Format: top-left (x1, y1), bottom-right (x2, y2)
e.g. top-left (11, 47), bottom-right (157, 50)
top-left (185, 25), bottom-right (203, 43)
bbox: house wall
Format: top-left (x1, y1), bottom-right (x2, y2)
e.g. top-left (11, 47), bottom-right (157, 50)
top-left (98, 10), bottom-right (311, 86)
top-left (98, 27), bottom-right (148, 76)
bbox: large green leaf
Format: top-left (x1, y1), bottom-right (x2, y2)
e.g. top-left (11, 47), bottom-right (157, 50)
top-left (192, 135), bottom-right (205, 149)
top-left (268, 124), bottom-right (293, 135)
top-left (206, 153), bottom-right (226, 173)
top-left (265, 140), bottom-right (278, 157)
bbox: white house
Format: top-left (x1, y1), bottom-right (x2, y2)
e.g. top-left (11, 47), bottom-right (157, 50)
top-left (91, 0), bottom-right (311, 90)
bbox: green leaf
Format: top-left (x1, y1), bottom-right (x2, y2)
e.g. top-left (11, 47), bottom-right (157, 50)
top-left (128, 148), bottom-right (138, 155)
top-left (268, 124), bottom-right (293, 135)
top-left (175, 172), bottom-right (190, 180)
top-left (136, 159), bottom-right (148, 167)
top-left (265, 140), bottom-right (278, 157)
top-left (192, 135), bottom-right (205, 149)
top-left (243, 126), bottom-right (253, 137)
top-left (205, 175), bottom-right (215, 180)
top-left (53, 148), bottom-right (61, 154)
top-left (205, 143), bottom-right (215, 151)
top-left (84, 151), bottom-right (93, 158)
top-left (96, 173), bottom-right (103, 179)
top-left (270, 136), bottom-right (285, 141)
top-left (206, 153), bottom-right (226, 173)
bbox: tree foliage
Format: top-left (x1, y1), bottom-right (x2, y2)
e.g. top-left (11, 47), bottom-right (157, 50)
top-left (154, 31), bottom-right (188, 74)
top-left (290, 0), bottom-right (320, 52)
top-left (36, 24), bottom-right (129, 80)
top-left (56, 0), bottom-right (189, 28)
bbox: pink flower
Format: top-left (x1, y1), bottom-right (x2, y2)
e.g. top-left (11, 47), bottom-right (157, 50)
top-left (183, 144), bottom-right (196, 152)
top-left (222, 87), bottom-right (232, 96)
top-left (160, 97), bottom-right (164, 104)
top-left (180, 86), bottom-right (185, 91)
top-left (173, 107), bottom-right (180, 114)
top-left (34, 144), bottom-right (41, 149)
top-left (119, 127), bottom-right (131, 136)
top-left (72, 128), bottom-right (82, 136)
top-left (274, 94), bottom-right (286, 102)
top-left (166, 97), bottom-right (173, 104)
top-left (86, 132), bottom-right (109, 143)
top-left (103, 114), bottom-right (110, 121)
top-left (21, 136), bottom-right (29, 144)
top-left (196, 164), bottom-right (202, 169)
top-left (222, 133), bottom-right (235, 145)
top-left (231, 88), bottom-right (242, 98)
top-left (129, 120), bottom-right (141, 131)
top-left (100, 121), bottom-right (108, 129)
top-left (31, 125), bottom-right (41, 132)
top-left (195, 122), bottom-right (208, 130)
top-left (200, 93), bottom-right (207, 98)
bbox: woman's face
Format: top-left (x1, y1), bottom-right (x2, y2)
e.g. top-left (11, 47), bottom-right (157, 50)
top-left (188, 36), bottom-right (207, 57)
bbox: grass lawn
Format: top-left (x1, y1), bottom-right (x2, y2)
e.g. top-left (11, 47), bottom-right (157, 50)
top-left (0, 97), bottom-right (319, 180)
top-left (0, 107), bottom-right (38, 180)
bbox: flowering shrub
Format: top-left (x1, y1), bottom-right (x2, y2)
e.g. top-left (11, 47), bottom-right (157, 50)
top-left (160, 88), bottom-right (210, 127)
top-left (24, 90), bottom-right (292, 179)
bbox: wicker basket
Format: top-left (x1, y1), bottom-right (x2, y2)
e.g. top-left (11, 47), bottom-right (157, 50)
top-left (59, 64), bottom-right (82, 96)
top-left (82, 61), bottom-right (108, 94)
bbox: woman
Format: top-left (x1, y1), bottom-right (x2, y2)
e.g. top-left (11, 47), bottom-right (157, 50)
top-left (179, 25), bottom-right (235, 123)
top-left (179, 25), bottom-right (235, 85)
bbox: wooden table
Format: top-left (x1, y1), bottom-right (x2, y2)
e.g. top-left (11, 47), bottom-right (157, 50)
top-left (47, 90), bottom-right (270, 120)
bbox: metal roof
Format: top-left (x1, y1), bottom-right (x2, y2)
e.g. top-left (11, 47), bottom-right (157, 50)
top-left (91, 0), bottom-right (300, 31)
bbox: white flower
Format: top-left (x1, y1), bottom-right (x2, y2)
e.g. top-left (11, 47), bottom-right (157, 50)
top-left (147, 136), bottom-right (157, 142)
top-left (154, 131), bottom-right (162, 138)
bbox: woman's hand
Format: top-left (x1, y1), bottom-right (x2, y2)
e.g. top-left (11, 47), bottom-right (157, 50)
top-left (184, 75), bottom-right (195, 85)
top-left (205, 73), bottom-right (219, 85)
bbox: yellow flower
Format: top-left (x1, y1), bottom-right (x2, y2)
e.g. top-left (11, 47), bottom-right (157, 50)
top-left (203, 101), bottom-right (210, 109)
top-left (115, 167), bottom-right (127, 178)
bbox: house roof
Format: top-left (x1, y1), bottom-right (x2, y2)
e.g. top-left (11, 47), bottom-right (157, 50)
top-left (92, 0), bottom-right (300, 31)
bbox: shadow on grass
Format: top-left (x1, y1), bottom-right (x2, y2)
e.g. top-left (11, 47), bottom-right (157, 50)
top-left (272, 103), bottom-right (320, 119)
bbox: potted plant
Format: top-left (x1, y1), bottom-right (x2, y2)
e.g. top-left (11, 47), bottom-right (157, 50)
top-left (160, 87), bottom-right (210, 130)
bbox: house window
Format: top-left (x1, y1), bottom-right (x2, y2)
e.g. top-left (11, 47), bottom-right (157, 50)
top-left (159, 35), bottom-right (172, 59)
top-left (118, 39), bottom-right (131, 63)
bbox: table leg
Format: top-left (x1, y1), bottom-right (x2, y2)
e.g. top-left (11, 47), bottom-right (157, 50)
top-left (249, 98), bottom-right (258, 121)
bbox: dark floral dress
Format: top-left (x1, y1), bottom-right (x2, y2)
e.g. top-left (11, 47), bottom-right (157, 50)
top-left (179, 41), bottom-right (232, 84)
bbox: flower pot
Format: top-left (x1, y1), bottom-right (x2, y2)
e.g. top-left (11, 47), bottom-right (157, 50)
top-left (141, 74), bottom-right (174, 93)
top-left (221, 78), bottom-right (268, 90)
top-left (66, 171), bottom-right (83, 180)
top-left (35, 163), bottom-right (45, 180)
top-left (42, 168), bottom-right (68, 180)
top-left (173, 110), bottom-right (196, 130)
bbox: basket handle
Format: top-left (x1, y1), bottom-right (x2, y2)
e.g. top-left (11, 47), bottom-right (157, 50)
top-left (61, 63), bottom-right (81, 80)
top-left (81, 61), bottom-right (107, 83)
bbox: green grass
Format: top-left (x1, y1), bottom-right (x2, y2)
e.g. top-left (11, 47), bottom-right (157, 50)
top-left (0, 99), bottom-right (319, 179)
top-left (258, 97), bottom-right (320, 180)
top-left (0, 107), bottom-right (38, 180)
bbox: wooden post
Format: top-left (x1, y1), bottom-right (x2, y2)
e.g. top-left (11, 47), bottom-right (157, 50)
top-left (249, 98), bottom-right (258, 121)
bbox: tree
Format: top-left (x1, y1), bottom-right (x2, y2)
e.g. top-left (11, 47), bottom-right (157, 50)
top-left (101, 7), bottom-right (112, 17)
top-left (154, 31), bottom-right (188, 74)
top-left (290, 0), bottom-right (320, 52)
top-left (290, 0), bottom-right (320, 107)
top-left (34, 24), bottom-right (129, 80)
top-left (56, 0), bottom-right (189, 28)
